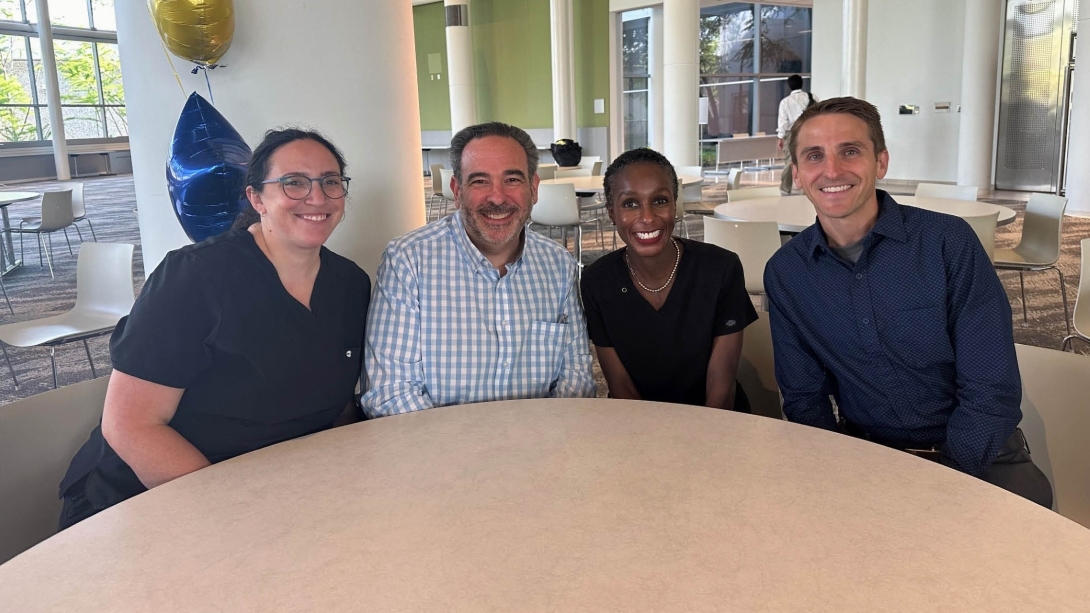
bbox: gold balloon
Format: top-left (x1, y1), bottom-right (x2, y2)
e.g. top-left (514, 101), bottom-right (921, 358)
top-left (149, 0), bottom-right (235, 67)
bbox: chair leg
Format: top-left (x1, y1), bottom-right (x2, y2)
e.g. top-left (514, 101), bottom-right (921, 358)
top-left (83, 218), bottom-right (97, 241)
top-left (73, 224), bottom-right (84, 242)
top-left (41, 235), bottom-right (54, 279)
top-left (83, 339), bottom-right (97, 378)
top-left (1062, 336), bottom-right (1074, 352)
top-left (1018, 271), bottom-right (1027, 323)
top-left (49, 346), bottom-right (58, 389)
top-left (1, 342), bottom-right (17, 388)
top-left (575, 225), bottom-right (583, 268)
top-left (0, 275), bottom-right (11, 315)
top-left (62, 228), bottom-right (74, 255)
top-left (1053, 267), bottom-right (1070, 337)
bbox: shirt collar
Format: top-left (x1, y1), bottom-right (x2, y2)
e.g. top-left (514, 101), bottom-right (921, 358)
top-left (808, 189), bottom-right (907, 260)
top-left (450, 210), bottom-right (526, 276)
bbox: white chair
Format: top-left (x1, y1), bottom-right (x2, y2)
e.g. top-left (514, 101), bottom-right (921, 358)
top-left (675, 165), bottom-right (704, 204)
top-left (537, 165), bottom-right (556, 181)
top-left (703, 217), bottom-right (780, 307)
top-left (727, 167), bottom-right (744, 190)
top-left (13, 189), bottom-right (75, 279)
top-left (1015, 344), bottom-right (1090, 528)
top-left (1061, 238), bottom-right (1090, 352)
top-left (531, 183), bottom-right (586, 267)
top-left (727, 186), bottom-right (782, 202)
top-left (439, 168), bottom-right (457, 218)
top-left (0, 375), bottom-right (109, 564)
top-left (67, 182), bottom-right (96, 242)
top-left (555, 167), bottom-right (592, 179)
top-left (0, 243), bottom-right (135, 389)
top-left (428, 164), bottom-right (445, 219)
top-left (578, 156), bottom-right (602, 174)
top-left (962, 210), bottom-right (1000, 262)
top-left (915, 182), bottom-right (979, 201)
top-left (993, 193), bottom-right (1070, 334)
top-left (736, 312), bottom-right (782, 420)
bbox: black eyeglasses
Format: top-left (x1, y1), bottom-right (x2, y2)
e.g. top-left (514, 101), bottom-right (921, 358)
top-left (261, 174), bottom-right (351, 200)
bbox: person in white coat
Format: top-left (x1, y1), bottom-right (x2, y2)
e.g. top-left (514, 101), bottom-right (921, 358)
top-left (777, 74), bottom-right (815, 195)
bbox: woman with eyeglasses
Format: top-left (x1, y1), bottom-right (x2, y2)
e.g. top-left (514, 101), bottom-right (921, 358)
top-left (58, 128), bottom-right (371, 529)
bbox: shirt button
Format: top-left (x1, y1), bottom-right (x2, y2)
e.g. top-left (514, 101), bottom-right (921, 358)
top-left (861, 318), bottom-right (870, 325)
top-left (503, 360), bottom-right (510, 367)
top-left (855, 273), bottom-right (863, 280)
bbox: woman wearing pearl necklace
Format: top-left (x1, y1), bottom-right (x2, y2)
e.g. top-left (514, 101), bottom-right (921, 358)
top-left (580, 148), bottom-right (758, 410)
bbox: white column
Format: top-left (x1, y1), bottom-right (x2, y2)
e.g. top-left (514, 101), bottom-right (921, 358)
top-left (114, 0), bottom-right (424, 274)
top-left (1065, 9), bottom-right (1090, 213)
top-left (551, 0), bottom-right (577, 140)
top-left (956, 0), bottom-right (1003, 191)
top-left (33, 0), bottom-right (71, 181)
top-left (662, 0), bottom-right (699, 166)
top-left (841, 0), bottom-right (867, 98)
top-left (445, 0), bottom-right (478, 134)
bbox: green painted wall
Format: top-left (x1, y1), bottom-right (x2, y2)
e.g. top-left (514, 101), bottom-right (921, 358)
top-left (412, 0), bottom-right (610, 132)
top-left (414, 2), bottom-right (451, 131)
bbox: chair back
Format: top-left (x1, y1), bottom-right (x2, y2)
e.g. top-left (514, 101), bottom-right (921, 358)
top-left (732, 133), bottom-right (750, 138)
top-left (1015, 344), bottom-right (1090, 528)
top-left (962, 210), bottom-right (1000, 262)
top-left (727, 168), bottom-right (744, 190)
top-left (531, 183), bottom-right (580, 227)
top-left (590, 160), bottom-right (603, 176)
top-left (727, 186), bottom-right (781, 202)
top-left (676, 165), bottom-right (703, 178)
top-left (60, 182), bottom-right (87, 218)
top-left (578, 155), bottom-right (601, 171)
top-left (537, 165), bottom-right (556, 181)
top-left (702, 217), bottom-right (780, 294)
top-left (1071, 238), bottom-right (1090, 339)
top-left (73, 243), bottom-right (136, 317)
top-left (1016, 192), bottom-right (1067, 264)
top-left (555, 167), bottom-right (591, 179)
top-left (915, 182), bottom-right (978, 201)
top-left (0, 376), bottom-right (109, 564)
top-left (440, 168), bottom-right (456, 201)
top-left (39, 189), bottom-right (74, 231)
top-left (430, 165), bottom-right (444, 195)
top-left (736, 312), bottom-right (782, 420)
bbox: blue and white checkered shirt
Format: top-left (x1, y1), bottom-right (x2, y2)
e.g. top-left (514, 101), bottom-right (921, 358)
top-left (361, 211), bottom-right (596, 417)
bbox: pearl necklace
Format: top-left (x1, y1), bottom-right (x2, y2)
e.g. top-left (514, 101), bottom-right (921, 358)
top-left (624, 237), bottom-right (680, 293)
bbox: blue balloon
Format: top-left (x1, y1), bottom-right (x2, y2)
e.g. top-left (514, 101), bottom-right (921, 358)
top-left (167, 92), bottom-right (251, 243)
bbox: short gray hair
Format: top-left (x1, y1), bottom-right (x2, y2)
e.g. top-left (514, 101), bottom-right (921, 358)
top-left (449, 122), bottom-right (539, 183)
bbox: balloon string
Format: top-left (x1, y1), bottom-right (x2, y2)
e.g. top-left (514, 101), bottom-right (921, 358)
top-left (203, 68), bottom-right (214, 105)
top-left (145, 3), bottom-right (186, 98)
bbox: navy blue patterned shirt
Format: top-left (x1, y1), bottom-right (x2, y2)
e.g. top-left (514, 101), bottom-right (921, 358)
top-left (763, 190), bottom-right (1021, 477)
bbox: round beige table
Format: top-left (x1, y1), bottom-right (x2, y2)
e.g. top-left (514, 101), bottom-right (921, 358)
top-left (541, 174), bottom-right (703, 193)
top-left (713, 194), bottom-right (1018, 232)
top-left (1, 399), bottom-right (1088, 612)
top-left (0, 191), bottom-right (37, 274)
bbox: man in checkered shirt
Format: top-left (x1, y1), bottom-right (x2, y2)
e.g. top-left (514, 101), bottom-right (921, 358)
top-left (361, 122), bottom-right (596, 417)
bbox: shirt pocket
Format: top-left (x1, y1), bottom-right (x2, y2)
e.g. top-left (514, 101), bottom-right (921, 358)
top-left (884, 305), bottom-right (954, 370)
top-left (520, 321), bottom-right (567, 395)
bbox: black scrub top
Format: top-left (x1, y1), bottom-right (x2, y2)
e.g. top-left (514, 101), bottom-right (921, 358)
top-left (59, 229), bottom-right (371, 513)
top-left (580, 238), bottom-right (758, 407)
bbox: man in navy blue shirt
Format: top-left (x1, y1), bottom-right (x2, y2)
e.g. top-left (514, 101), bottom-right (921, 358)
top-left (763, 97), bottom-right (1051, 506)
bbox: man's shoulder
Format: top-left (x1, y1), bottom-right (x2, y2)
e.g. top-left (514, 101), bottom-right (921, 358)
top-left (383, 217), bottom-right (456, 260)
top-left (767, 225), bottom-right (816, 269)
top-left (525, 228), bottom-right (579, 269)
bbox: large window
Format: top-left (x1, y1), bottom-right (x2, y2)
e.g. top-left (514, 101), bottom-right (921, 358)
top-left (699, 2), bottom-right (811, 162)
top-left (622, 9), bottom-right (651, 152)
top-left (0, 0), bottom-right (124, 143)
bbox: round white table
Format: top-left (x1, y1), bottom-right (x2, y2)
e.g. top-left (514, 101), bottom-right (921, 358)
top-left (713, 194), bottom-right (1018, 233)
top-left (0, 191), bottom-right (37, 275)
top-left (542, 174), bottom-right (703, 193)
top-left (1, 399), bottom-right (1088, 612)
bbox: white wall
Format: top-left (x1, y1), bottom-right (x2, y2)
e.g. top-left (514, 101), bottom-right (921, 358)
top-left (115, 0), bottom-right (424, 275)
top-left (810, 0), bottom-right (968, 183)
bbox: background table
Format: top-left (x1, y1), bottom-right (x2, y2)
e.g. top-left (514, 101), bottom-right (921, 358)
top-left (713, 194), bottom-right (1018, 232)
top-left (1, 398), bottom-right (1087, 612)
top-left (0, 191), bottom-right (36, 275)
top-left (541, 174), bottom-right (703, 193)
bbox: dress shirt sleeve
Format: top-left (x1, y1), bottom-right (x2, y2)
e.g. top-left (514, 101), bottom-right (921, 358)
top-left (551, 263), bottom-right (597, 399)
top-left (777, 98), bottom-right (791, 140)
top-left (360, 245), bottom-right (435, 418)
top-left (765, 262), bottom-right (838, 430)
top-left (940, 221), bottom-right (1022, 476)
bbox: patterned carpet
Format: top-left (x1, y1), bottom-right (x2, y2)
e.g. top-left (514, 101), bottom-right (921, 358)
top-left (0, 171), bottom-right (1086, 406)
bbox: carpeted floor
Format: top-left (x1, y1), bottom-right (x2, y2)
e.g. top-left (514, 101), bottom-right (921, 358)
top-left (0, 170), bottom-right (1087, 406)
